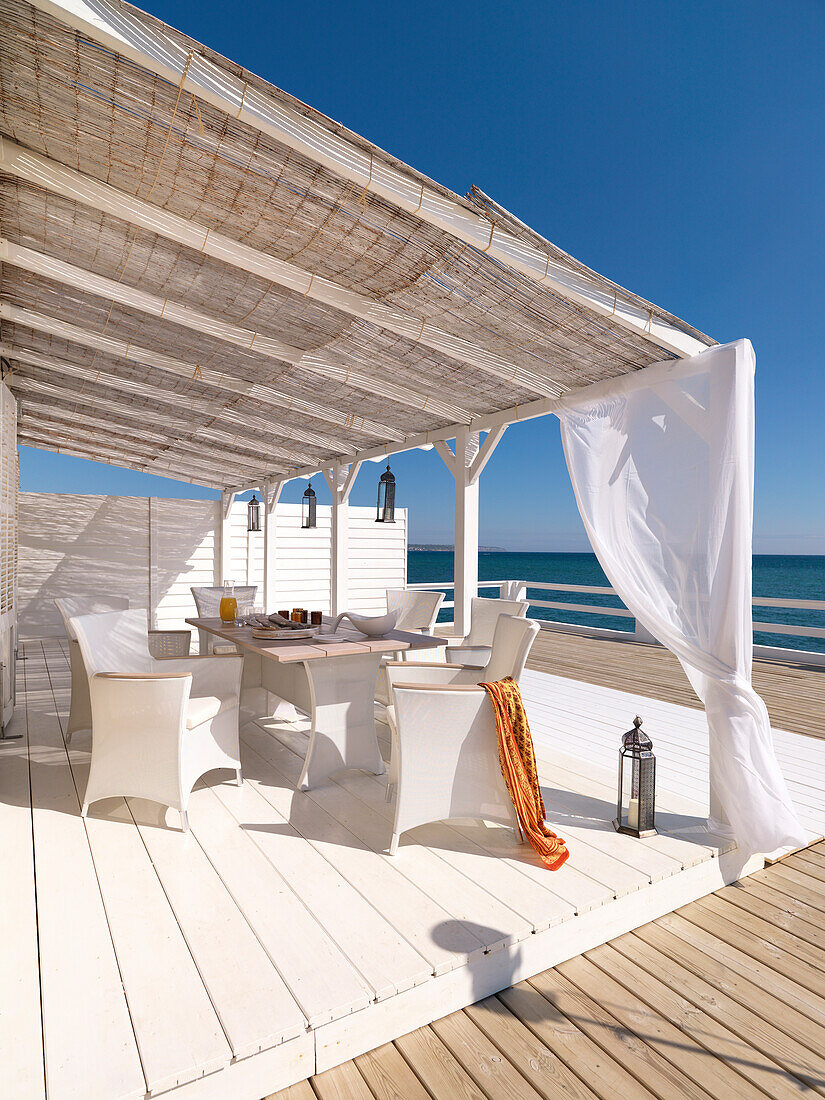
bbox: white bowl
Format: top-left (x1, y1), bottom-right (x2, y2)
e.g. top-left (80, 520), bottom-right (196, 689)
top-left (329, 610), bottom-right (399, 638)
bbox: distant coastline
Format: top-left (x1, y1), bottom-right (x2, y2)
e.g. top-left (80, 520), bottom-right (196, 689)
top-left (408, 544), bottom-right (505, 552)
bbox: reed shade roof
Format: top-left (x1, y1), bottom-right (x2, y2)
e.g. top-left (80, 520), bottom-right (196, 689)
top-left (0, 0), bottom-right (715, 489)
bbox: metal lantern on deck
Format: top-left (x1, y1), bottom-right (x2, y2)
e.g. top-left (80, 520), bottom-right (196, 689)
top-left (376, 464), bottom-right (396, 523)
top-left (301, 482), bottom-right (317, 529)
top-left (614, 716), bottom-right (657, 837)
top-left (247, 493), bottom-right (261, 532)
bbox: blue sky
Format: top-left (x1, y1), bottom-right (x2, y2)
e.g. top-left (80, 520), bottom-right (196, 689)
top-left (20, 0), bottom-right (825, 553)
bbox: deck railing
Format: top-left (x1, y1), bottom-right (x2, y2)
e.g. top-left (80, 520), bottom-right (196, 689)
top-left (406, 578), bottom-right (825, 655)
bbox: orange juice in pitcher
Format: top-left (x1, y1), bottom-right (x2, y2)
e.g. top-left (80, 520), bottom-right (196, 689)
top-left (219, 580), bottom-right (237, 623)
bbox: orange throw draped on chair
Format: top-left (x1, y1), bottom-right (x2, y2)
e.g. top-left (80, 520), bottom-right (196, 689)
top-left (481, 677), bottom-right (569, 871)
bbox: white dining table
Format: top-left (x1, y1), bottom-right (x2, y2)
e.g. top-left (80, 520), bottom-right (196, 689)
top-left (187, 617), bottom-right (447, 789)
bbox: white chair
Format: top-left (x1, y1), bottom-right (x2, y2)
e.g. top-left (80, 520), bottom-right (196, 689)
top-left (190, 585), bottom-right (257, 654)
top-left (387, 684), bottom-right (522, 855)
top-left (54, 596), bottom-right (191, 742)
top-left (445, 596), bottom-right (529, 667)
top-left (374, 589), bottom-right (446, 704)
top-left (382, 615), bottom-right (540, 807)
top-left (385, 589), bottom-right (445, 633)
top-left (71, 608), bottom-right (243, 830)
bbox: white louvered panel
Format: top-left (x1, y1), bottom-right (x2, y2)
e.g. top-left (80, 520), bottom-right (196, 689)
top-left (348, 511), bottom-right (407, 614)
top-left (152, 498), bottom-right (218, 639)
top-left (0, 384), bottom-right (18, 624)
top-left (17, 494), bottom-right (407, 635)
top-left (0, 383), bottom-right (18, 722)
top-left (17, 493), bottom-right (150, 636)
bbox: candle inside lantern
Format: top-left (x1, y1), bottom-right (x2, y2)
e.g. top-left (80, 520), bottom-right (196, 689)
top-left (627, 798), bottom-right (639, 831)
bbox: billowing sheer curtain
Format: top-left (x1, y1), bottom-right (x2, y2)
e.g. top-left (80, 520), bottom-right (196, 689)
top-left (558, 339), bottom-right (805, 856)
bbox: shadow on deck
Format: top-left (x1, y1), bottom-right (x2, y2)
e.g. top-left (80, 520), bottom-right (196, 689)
top-left (273, 839), bottom-right (825, 1100)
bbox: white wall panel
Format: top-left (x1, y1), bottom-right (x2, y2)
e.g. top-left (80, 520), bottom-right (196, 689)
top-left (152, 498), bottom-right (218, 633)
top-left (347, 512), bottom-right (407, 614)
top-left (18, 493), bottom-right (150, 637)
top-left (1, 383), bottom-right (18, 725)
top-left (18, 492), bottom-right (407, 636)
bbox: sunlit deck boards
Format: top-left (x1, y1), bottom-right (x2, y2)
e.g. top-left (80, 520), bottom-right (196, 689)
top-left (275, 838), bottom-right (825, 1100)
top-left (525, 626), bottom-right (825, 741)
top-left (6, 637), bottom-right (822, 1099)
top-left (520, 666), bottom-right (825, 847)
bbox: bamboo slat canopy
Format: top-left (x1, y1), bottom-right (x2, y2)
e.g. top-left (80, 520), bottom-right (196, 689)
top-left (0, 0), bottom-right (715, 489)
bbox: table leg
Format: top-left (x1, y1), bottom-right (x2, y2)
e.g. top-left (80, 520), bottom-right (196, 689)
top-left (298, 653), bottom-right (386, 790)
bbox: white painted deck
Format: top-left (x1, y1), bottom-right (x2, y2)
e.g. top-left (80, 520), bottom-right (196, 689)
top-left (2, 639), bottom-right (822, 1099)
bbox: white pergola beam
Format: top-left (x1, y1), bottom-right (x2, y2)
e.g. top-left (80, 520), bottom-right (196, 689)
top-left (434, 441), bottom-right (456, 478)
top-left (17, 386), bottom-right (177, 444)
top-left (0, 137), bottom-right (562, 398)
top-left (26, 0), bottom-right (710, 359)
top-left (468, 425), bottom-right (507, 484)
top-left (4, 258), bottom-right (696, 492)
top-left (10, 368), bottom-right (190, 433)
top-left (20, 411), bottom-right (166, 458)
top-left (0, 238), bottom-right (466, 426)
top-left (19, 426), bottom-right (229, 487)
top-left (282, 360), bottom-right (658, 483)
top-left (21, 410), bottom-right (243, 486)
top-left (4, 360), bottom-right (288, 477)
top-left (17, 399), bottom-right (269, 481)
top-left (2, 343), bottom-right (314, 468)
top-left (0, 303), bottom-right (378, 449)
top-left (340, 461), bottom-right (363, 503)
top-left (20, 429), bottom-right (157, 471)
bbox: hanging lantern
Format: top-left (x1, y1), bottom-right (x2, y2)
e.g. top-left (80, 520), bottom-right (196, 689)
top-left (376, 464), bottom-right (396, 523)
top-left (615, 716), bottom-right (657, 837)
top-left (302, 481), bottom-right (317, 529)
top-left (247, 493), bottom-right (261, 533)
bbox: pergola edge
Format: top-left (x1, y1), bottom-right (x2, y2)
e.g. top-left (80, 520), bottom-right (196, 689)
top-left (26, 0), bottom-right (713, 361)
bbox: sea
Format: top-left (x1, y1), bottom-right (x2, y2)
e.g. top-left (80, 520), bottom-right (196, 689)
top-left (407, 551), bottom-right (825, 655)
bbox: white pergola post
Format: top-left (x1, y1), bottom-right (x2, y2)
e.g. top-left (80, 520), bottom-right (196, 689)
top-left (219, 490), bottom-right (236, 584)
top-left (437, 426), bottom-right (507, 638)
top-left (324, 462), bottom-right (362, 616)
top-left (454, 428), bottom-right (479, 639)
top-left (262, 480), bottom-right (284, 609)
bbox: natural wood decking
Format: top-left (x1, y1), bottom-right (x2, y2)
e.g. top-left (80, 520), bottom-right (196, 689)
top-left (272, 839), bottom-right (825, 1100)
top-left (524, 627), bottom-right (825, 741)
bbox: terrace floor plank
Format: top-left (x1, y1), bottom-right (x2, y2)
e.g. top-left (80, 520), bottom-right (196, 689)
top-left (524, 627), bottom-right (825, 740)
top-left (276, 839), bottom-right (825, 1100)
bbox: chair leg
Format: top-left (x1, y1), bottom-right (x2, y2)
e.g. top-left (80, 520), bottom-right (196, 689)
top-left (388, 832), bottom-right (400, 856)
top-left (508, 801), bottom-right (524, 843)
top-left (384, 782), bottom-right (395, 803)
top-left (235, 767), bottom-right (243, 786)
top-left (180, 810), bottom-right (190, 832)
top-left (80, 802), bottom-right (88, 818)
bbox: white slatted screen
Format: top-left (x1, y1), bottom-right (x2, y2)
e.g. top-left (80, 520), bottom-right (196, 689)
top-left (18, 492), bottom-right (407, 638)
top-left (0, 383), bottom-right (17, 724)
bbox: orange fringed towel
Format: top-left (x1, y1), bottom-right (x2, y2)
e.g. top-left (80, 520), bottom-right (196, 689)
top-left (481, 677), bottom-right (569, 870)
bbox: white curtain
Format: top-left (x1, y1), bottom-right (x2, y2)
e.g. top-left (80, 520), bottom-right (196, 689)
top-left (558, 339), bottom-right (805, 856)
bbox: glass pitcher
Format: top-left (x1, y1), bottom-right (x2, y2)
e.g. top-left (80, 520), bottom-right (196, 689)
top-left (219, 579), bottom-right (238, 624)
